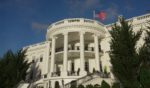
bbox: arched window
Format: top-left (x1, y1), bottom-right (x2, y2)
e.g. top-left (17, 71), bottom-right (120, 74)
top-left (55, 81), bottom-right (60, 88)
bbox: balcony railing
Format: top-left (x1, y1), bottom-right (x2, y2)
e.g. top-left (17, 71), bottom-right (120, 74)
top-left (51, 72), bottom-right (61, 77)
top-left (51, 71), bottom-right (79, 77)
top-left (68, 71), bottom-right (79, 76)
top-left (55, 46), bottom-right (102, 53)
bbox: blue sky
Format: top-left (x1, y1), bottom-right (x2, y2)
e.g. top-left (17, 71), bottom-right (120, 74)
top-left (0, 0), bottom-right (150, 57)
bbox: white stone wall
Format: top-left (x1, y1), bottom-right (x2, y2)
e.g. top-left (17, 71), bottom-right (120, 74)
top-left (24, 41), bottom-right (51, 76)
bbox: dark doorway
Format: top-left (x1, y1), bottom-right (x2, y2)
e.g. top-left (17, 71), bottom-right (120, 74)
top-left (55, 81), bottom-right (60, 88)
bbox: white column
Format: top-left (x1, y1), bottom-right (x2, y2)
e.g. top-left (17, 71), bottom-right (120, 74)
top-left (44, 81), bottom-right (48, 88)
top-left (62, 32), bottom-right (68, 76)
top-left (47, 42), bottom-right (50, 76)
top-left (50, 36), bottom-right (56, 77)
top-left (94, 34), bottom-right (100, 71)
top-left (80, 31), bottom-right (87, 75)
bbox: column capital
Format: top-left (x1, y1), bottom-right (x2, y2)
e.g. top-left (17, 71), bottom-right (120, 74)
top-left (80, 31), bottom-right (85, 35)
top-left (51, 36), bottom-right (58, 40)
top-left (63, 32), bottom-right (68, 35)
top-left (93, 34), bottom-right (100, 37)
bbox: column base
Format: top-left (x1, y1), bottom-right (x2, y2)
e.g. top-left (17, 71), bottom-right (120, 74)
top-left (80, 71), bottom-right (87, 76)
top-left (61, 71), bottom-right (68, 76)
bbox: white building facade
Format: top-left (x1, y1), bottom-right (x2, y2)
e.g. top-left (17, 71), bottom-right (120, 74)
top-left (22, 13), bottom-right (150, 88)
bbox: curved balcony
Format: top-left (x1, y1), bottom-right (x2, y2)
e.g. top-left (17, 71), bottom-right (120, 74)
top-left (55, 45), bottom-right (102, 54)
top-left (54, 46), bottom-right (103, 62)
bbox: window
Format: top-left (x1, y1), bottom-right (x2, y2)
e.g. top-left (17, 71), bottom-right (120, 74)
top-left (84, 19), bottom-right (94, 23)
top-left (40, 55), bottom-right (43, 62)
top-left (91, 47), bottom-right (94, 51)
top-left (72, 44), bottom-right (75, 50)
top-left (100, 61), bottom-right (103, 72)
top-left (85, 44), bottom-right (88, 50)
top-left (77, 46), bottom-right (80, 50)
top-left (55, 21), bottom-right (64, 25)
top-left (55, 81), bottom-right (60, 88)
top-left (32, 56), bottom-right (35, 63)
top-left (68, 45), bottom-right (72, 50)
top-left (32, 60), bottom-right (35, 63)
top-left (68, 19), bottom-right (80, 23)
top-left (71, 61), bottom-right (75, 73)
top-left (85, 61), bottom-right (89, 72)
top-left (44, 74), bottom-right (47, 78)
top-left (99, 45), bottom-right (101, 52)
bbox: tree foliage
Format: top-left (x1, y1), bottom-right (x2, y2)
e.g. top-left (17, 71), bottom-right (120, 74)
top-left (78, 85), bottom-right (85, 88)
top-left (109, 19), bottom-right (142, 88)
top-left (76, 81), bottom-right (110, 88)
top-left (0, 49), bottom-right (30, 88)
top-left (86, 84), bottom-right (94, 88)
top-left (112, 82), bottom-right (120, 88)
top-left (138, 22), bottom-right (150, 88)
top-left (100, 80), bottom-right (110, 88)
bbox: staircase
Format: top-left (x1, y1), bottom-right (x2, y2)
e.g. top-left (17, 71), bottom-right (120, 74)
top-left (64, 72), bottom-right (110, 88)
top-left (16, 81), bottom-right (30, 88)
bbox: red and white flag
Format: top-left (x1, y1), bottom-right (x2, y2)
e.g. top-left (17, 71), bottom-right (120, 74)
top-left (94, 11), bottom-right (106, 20)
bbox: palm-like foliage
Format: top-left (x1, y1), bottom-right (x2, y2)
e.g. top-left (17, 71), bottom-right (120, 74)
top-left (0, 49), bottom-right (30, 88)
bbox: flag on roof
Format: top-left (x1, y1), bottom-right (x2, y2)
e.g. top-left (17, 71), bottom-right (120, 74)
top-left (93, 11), bottom-right (106, 20)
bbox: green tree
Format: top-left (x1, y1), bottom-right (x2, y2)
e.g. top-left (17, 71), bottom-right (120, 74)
top-left (94, 84), bottom-right (100, 88)
top-left (109, 19), bottom-right (142, 88)
top-left (70, 81), bottom-right (77, 88)
top-left (78, 84), bottom-right (85, 88)
top-left (0, 49), bottom-right (30, 88)
top-left (86, 84), bottom-right (94, 88)
top-left (138, 23), bottom-right (150, 88)
top-left (112, 82), bottom-right (120, 88)
top-left (100, 80), bottom-right (110, 88)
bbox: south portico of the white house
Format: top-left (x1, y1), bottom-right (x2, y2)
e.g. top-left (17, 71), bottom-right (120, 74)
top-left (22, 18), bottom-right (115, 88)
